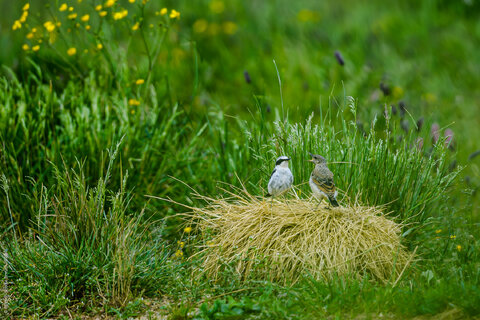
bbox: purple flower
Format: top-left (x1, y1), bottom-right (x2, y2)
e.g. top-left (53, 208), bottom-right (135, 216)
top-left (391, 104), bottom-right (397, 116)
top-left (431, 123), bottom-right (440, 144)
top-left (444, 129), bottom-right (454, 149)
top-left (399, 101), bottom-right (406, 118)
top-left (334, 50), bottom-right (345, 66)
top-left (468, 150), bottom-right (480, 161)
top-left (244, 70), bottom-right (251, 84)
top-left (380, 82), bottom-right (390, 96)
top-left (416, 117), bottom-right (424, 132)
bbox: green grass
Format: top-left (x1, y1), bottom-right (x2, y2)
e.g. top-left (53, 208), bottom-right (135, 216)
top-left (0, 0), bottom-right (479, 318)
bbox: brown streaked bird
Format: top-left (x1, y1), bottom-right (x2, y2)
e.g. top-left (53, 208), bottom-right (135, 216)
top-left (308, 153), bottom-right (339, 207)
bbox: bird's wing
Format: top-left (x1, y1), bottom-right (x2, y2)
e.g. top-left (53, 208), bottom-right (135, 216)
top-left (269, 168), bottom-right (277, 179)
top-left (311, 174), bottom-right (336, 195)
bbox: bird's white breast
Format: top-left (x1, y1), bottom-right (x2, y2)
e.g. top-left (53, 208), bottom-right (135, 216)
top-left (268, 167), bottom-right (293, 196)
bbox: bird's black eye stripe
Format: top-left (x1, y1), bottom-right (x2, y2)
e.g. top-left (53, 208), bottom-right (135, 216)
top-left (276, 159), bottom-right (285, 166)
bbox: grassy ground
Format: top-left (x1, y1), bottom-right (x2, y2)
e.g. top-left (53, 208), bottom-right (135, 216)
top-left (0, 0), bottom-right (479, 318)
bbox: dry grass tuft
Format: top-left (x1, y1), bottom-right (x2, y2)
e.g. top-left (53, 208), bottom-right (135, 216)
top-left (185, 189), bottom-right (414, 284)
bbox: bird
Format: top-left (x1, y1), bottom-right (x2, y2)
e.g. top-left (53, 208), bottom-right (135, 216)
top-left (308, 153), bottom-right (339, 207)
top-left (266, 156), bottom-right (293, 197)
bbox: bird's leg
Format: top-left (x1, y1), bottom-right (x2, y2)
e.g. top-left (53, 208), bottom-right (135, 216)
top-left (314, 197), bottom-right (328, 211)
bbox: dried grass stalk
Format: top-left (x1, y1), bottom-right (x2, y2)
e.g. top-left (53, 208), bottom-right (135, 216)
top-left (187, 190), bottom-right (414, 284)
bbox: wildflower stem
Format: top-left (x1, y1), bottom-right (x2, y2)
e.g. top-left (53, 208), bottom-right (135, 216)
top-left (273, 59), bottom-right (285, 123)
top-left (140, 6), bottom-right (153, 74)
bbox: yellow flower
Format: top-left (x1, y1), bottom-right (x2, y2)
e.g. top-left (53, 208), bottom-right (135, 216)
top-left (12, 20), bottom-right (22, 30)
top-left (132, 22), bottom-right (140, 31)
top-left (142, 0), bottom-right (148, 4)
top-left (129, 0), bottom-right (135, 2)
top-left (456, 245), bottom-right (462, 251)
top-left (172, 48), bottom-right (185, 62)
top-left (85, 25), bottom-right (91, 30)
top-left (75, 23), bottom-right (80, 27)
top-left (193, 19), bottom-right (208, 33)
top-left (32, 27), bottom-right (37, 32)
top-left (19, 11), bottom-right (28, 23)
top-left (26, 32), bottom-right (34, 39)
top-left (69, 6), bottom-right (74, 11)
top-left (206, 240), bottom-right (214, 246)
top-left (23, 3), bottom-right (30, 11)
top-left (43, 21), bottom-right (55, 32)
top-left (81, 14), bottom-right (90, 22)
top-left (297, 9), bottom-right (320, 23)
top-left (435, 229), bottom-right (442, 234)
top-left (56, 22), bottom-right (61, 27)
top-left (97, 43), bottom-right (103, 49)
top-left (59, 3), bottom-right (68, 11)
top-left (422, 92), bottom-right (437, 104)
top-left (32, 45), bottom-right (40, 51)
top-left (160, 7), bottom-right (167, 15)
top-left (177, 241), bottom-right (185, 248)
top-left (95, 4), bottom-right (103, 11)
top-left (68, 13), bottom-right (77, 19)
top-left (209, 0), bottom-right (224, 14)
top-left (392, 86), bottom-right (404, 99)
top-left (130, 109), bottom-right (135, 115)
top-left (175, 250), bottom-right (183, 257)
top-left (67, 47), bottom-right (77, 56)
top-left (113, 9), bottom-right (128, 20)
top-left (128, 98), bottom-right (140, 106)
top-left (99, 11), bottom-right (108, 17)
top-left (22, 44), bottom-right (30, 51)
top-left (184, 226), bottom-right (192, 233)
top-left (135, 79), bottom-right (144, 85)
top-left (450, 235), bottom-right (456, 240)
top-left (222, 21), bottom-right (237, 35)
top-left (169, 9), bottom-right (180, 19)
top-left (105, 0), bottom-right (116, 8)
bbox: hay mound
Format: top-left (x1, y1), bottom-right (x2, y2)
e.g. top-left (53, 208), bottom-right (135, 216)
top-left (190, 193), bottom-right (414, 284)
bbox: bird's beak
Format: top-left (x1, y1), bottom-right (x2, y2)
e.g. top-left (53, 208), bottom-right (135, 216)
top-left (307, 159), bottom-right (314, 163)
top-left (287, 158), bottom-right (291, 161)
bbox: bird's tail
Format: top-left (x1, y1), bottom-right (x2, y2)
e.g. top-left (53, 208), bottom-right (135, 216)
top-left (329, 196), bottom-right (339, 207)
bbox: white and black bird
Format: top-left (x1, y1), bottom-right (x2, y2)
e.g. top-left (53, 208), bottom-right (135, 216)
top-left (308, 153), bottom-right (339, 207)
top-left (266, 156), bottom-right (293, 197)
